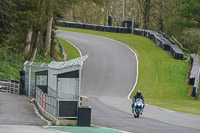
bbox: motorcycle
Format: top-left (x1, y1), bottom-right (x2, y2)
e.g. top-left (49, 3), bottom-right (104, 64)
top-left (133, 98), bottom-right (144, 118)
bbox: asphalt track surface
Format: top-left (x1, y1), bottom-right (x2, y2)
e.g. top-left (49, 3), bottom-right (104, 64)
top-left (56, 30), bottom-right (200, 133)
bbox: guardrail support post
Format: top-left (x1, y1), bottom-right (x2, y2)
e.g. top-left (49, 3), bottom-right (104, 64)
top-left (18, 83), bottom-right (20, 94)
top-left (14, 82), bottom-right (15, 94)
top-left (9, 81), bottom-right (11, 93)
top-left (7, 81), bottom-right (9, 92)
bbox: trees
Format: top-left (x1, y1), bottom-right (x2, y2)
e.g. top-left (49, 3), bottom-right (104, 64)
top-left (171, 0), bottom-right (200, 53)
top-left (177, 0), bottom-right (200, 29)
top-left (138, 0), bottom-right (152, 29)
top-left (1, 0), bottom-right (199, 59)
top-left (44, 0), bottom-right (54, 57)
top-left (0, 0), bottom-right (18, 48)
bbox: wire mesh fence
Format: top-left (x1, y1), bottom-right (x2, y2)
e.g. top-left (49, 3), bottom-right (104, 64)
top-left (24, 61), bottom-right (48, 97)
top-left (26, 56), bottom-right (88, 118)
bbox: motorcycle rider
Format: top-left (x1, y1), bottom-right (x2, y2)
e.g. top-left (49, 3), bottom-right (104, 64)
top-left (132, 90), bottom-right (145, 113)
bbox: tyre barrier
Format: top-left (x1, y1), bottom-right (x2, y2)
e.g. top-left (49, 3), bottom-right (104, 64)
top-left (57, 21), bottom-right (128, 34)
top-left (57, 21), bottom-right (185, 60)
top-left (134, 28), bottom-right (185, 60)
top-left (189, 54), bottom-right (200, 99)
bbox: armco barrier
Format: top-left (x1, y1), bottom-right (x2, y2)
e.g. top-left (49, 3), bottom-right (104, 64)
top-left (57, 21), bottom-right (185, 60)
top-left (189, 54), bottom-right (200, 99)
top-left (57, 21), bottom-right (129, 34)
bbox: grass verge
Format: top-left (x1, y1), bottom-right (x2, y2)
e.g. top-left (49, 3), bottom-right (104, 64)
top-left (0, 38), bottom-right (80, 81)
top-left (56, 37), bottom-right (80, 60)
top-left (57, 27), bottom-right (200, 115)
top-left (0, 49), bottom-right (23, 80)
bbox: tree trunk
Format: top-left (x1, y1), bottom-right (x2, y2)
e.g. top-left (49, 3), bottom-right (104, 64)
top-left (23, 25), bottom-right (33, 58)
top-left (44, 16), bottom-right (53, 57)
top-left (103, 1), bottom-right (109, 26)
top-left (29, 31), bottom-right (40, 62)
top-left (159, 1), bottom-right (164, 32)
top-left (139, 0), bottom-right (151, 29)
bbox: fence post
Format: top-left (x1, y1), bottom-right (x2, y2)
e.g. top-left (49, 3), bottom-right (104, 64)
top-left (36, 87), bottom-right (38, 101)
top-left (42, 93), bottom-right (44, 108)
top-left (45, 95), bottom-right (46, 111)
top-left (28, 66), bottom-right (31, 97)
top-left (18, 83), bottom-right (20, 94)
top-left (7, 81), bottom-right (9, 92)
top-left (9, 81), bottom-right (11, 93)
top-left (14, 82), bottom-right (15, 94)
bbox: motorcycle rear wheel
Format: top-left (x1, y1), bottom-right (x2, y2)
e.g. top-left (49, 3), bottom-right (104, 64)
top-left (136, 111), bottom-right (140, 118)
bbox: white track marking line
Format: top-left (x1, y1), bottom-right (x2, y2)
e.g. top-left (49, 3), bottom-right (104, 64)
top-left (56, 30), bottom-right (137, 133)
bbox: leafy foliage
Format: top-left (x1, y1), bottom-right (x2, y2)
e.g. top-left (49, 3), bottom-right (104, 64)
top-left (177, 0), bottom-right (200, 28)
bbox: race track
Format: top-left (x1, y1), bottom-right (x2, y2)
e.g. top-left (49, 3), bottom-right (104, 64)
top-left (56, 30), bottom-right (200, 133)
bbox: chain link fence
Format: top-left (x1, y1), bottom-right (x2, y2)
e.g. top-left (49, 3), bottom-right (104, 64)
top-left (24, 61), bottom-right (48, 97)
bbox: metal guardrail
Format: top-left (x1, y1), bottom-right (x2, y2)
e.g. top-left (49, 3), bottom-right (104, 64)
top-left (36, 86), bottom-right (57, 117)
top-left (0, 80), bottom-right (20, 94)
top-left (190, 54), bottom-right (200, 100)
top-left (36, 86), bottom-right (79, 119)
top-left (194, 69), bottom-right (200, 100)
top-left (56, 39), bottom-right (64, 56)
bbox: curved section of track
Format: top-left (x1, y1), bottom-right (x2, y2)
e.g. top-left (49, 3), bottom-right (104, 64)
top-left (56, 30), bottom-right (200, 133)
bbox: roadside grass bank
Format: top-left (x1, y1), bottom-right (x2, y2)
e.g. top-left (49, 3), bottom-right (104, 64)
top-left (56, 37), bottom-right (81, 60)
top-left (49, 126), bottom-right (122, 133)
top-left (57, 27), bottom-right (200, 116)
top-left (0, 38), bottom-right (80, 81)
top-left (0, 49), bottom-right (23, 80)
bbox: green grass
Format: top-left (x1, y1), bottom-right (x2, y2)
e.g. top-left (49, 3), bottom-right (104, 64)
top-left (57, 27), bottom-right (200, 115)
top-left (0, 37), bottom-right (80, 81)
top-left (34, 53), bottom-right (54, 63)
top-left (56, 37), bottom-right (80, 60)
top-left (0, 49), bottom-right (23, 80)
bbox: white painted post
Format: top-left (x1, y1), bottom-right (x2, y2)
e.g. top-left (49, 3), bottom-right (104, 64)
top-left (78, 68), bottom-right (82, 107)
top-left (56, 76), bottom-right (59, 118)
top-left (28, 66), bottom-right (31, 97)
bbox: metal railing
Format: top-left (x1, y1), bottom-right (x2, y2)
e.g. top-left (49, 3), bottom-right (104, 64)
top-left (36, 86), bottom-right (57, 117)
top-left (0, 80), bottom-right (20, 94)
top-left (36, 86), bottom-right (79, 118)
top-left (56, 39), bottom-right (64, 56)
top-left (194, 69), bottom-right (200, 100)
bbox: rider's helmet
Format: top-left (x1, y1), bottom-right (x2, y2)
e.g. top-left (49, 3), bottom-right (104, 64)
top-left (137, 90), bottom-right (141, 96)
